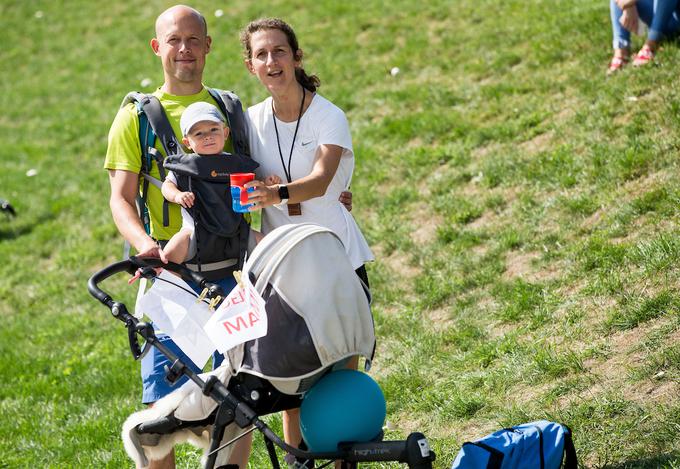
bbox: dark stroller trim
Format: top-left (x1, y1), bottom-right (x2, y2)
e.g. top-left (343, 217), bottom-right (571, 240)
top-left (88, 257), bottom-right (436, 469)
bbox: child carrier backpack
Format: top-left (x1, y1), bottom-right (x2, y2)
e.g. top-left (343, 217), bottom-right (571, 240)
top-left (163, 152), bottom-right (258, 279)
top-left (451, 420), bottom-right (577, 469)
top-left (119, 88), bottom-right (251, 255)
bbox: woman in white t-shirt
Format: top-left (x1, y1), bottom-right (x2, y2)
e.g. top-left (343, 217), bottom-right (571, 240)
top-left (239, 17), bottom-right (374, 459)
top-left (241, 18), bottom-right (373, 285)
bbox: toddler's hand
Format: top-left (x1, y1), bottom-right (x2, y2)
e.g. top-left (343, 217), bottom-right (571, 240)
top-left (264, 175), bottom-right (282, 185)
top-left (174, 191), bottom-right (195, 208)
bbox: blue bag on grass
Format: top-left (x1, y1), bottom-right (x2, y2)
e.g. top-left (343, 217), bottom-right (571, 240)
top-left (451, 420), bottom-right (577, 469)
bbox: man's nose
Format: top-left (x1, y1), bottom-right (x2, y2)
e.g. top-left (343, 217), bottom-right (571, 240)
top-left (265, 52), bottom-right (276, 65)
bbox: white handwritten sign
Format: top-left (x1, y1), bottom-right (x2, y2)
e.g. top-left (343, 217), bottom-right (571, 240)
top-left (136, 270), bottom-right (216, 368)
top-left (204, 273), bottom-right (268, 353)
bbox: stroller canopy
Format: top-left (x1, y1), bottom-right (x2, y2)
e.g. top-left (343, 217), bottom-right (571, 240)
top-left (229, 223), bottom-right (375, 393)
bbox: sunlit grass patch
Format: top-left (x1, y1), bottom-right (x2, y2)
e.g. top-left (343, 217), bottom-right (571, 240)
top-left (529, 345), bottom-right (586, 380)
top-left (578, 235), bottom-right (629, 272)
top-left (492, 279), bottom-right (557, 325)
top-left (629, 233), bottom-right (680, 274)
top-left (606, 290), bottom-right (680, 331)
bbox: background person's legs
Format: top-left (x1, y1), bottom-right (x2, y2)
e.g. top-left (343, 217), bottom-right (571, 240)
top-left (610, 0), bottom-right (633, 50)
top-left (636, 0), bottom-right (680, 45)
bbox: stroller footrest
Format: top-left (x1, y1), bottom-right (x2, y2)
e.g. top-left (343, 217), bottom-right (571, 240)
top-left (137, 415), bottom-right (182, 434)
top-left (137, 411), bottom-right (217, 435)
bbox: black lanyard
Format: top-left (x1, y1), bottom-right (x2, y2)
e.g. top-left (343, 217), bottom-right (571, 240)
top-left (272, 88), bottom-right (306, 183)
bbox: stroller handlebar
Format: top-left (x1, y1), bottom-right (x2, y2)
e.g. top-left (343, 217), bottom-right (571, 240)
top-left (87, 256), bottom-right (224, 309)
top-left (87, 259), bottom-right (136, 307)
top-left (87, 256), bottom-right (227, 361)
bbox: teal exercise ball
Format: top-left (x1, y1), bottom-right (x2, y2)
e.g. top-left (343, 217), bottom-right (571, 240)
top-left (300, 369), bottom-right (386, 453)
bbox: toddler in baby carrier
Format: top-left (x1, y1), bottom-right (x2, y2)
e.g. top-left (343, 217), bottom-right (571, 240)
top-left (88, 223), bottom-right (436, 469)
top-left (163, 151), bottom-right (259, 280)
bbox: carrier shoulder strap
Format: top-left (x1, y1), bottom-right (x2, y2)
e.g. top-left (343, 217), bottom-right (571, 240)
top-left (207, 88), bottom-right (251, 157)
top-left (120, 92), bottom-right (181, 240)
top-left (122, 91), bottom-right (182, 158)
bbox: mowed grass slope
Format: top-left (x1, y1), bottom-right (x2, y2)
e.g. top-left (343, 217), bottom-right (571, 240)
top-left (1, 0), bottom-right (679, 467)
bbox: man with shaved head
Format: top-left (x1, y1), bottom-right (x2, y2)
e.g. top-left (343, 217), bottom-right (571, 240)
top-left (106, 5), bottom-right (217, 261)
top-left (104, 5), bottom-right (251, 468)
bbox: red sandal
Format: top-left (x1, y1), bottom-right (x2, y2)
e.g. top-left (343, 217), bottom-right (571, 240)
top-left (633, 44), bottom-right (655, 66)
top-left (607, 55), bottom-right (629, 75)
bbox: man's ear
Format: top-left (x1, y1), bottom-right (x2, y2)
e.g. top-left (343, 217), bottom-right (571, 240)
top-left (150, 38), bottom-right (160, 56)
top-left (223, 127), bottom-right (230, 140)
top-left (205, 35), bottom-right (212, 54)
top-left (244, 59), bottom-right (255, 75)
top-left (182, 136), bottom-right (190, 148)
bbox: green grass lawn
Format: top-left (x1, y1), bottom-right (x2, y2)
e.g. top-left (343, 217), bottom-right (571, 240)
top-left (1, 0), bottom-right (679, 467)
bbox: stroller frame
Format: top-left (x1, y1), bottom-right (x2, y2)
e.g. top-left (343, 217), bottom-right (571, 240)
top-left (88, 256), bottom-right (436, 469)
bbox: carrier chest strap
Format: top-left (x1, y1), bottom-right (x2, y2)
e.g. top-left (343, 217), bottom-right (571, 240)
top-left (138, 172), bottom-right (169, 228)
top-left (137, 97), bottom-right (178, 228)
top-left (141, 173), bottom-right (163, 189)
top-left (185, 258), bottom-right (238, 272)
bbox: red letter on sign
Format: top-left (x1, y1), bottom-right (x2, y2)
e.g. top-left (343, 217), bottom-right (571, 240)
top-left (223, 316), bottom-right (248, 334)
top-left (248, 311), bottom-right (259, 327)
top-left (229, 290), bottom-right (246, 305)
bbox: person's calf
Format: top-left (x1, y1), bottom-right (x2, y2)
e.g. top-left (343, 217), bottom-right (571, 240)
top-left (614, 47), bottom-right (631, 58)
top-left (146, 448), bottom-right (175, 469)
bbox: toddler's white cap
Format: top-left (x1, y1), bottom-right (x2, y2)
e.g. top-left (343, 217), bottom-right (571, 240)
top-left (180, 102), bottom-right (225, 136)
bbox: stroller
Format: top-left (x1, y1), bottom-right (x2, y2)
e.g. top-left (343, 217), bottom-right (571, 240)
top-left (88, 223), bottom-right (436, 468)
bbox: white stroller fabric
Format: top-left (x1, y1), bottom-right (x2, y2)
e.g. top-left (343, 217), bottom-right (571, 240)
top-left (122, 223), bottom-right (375, 467)
top-left (230, 223), bottom-right (375, 393)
